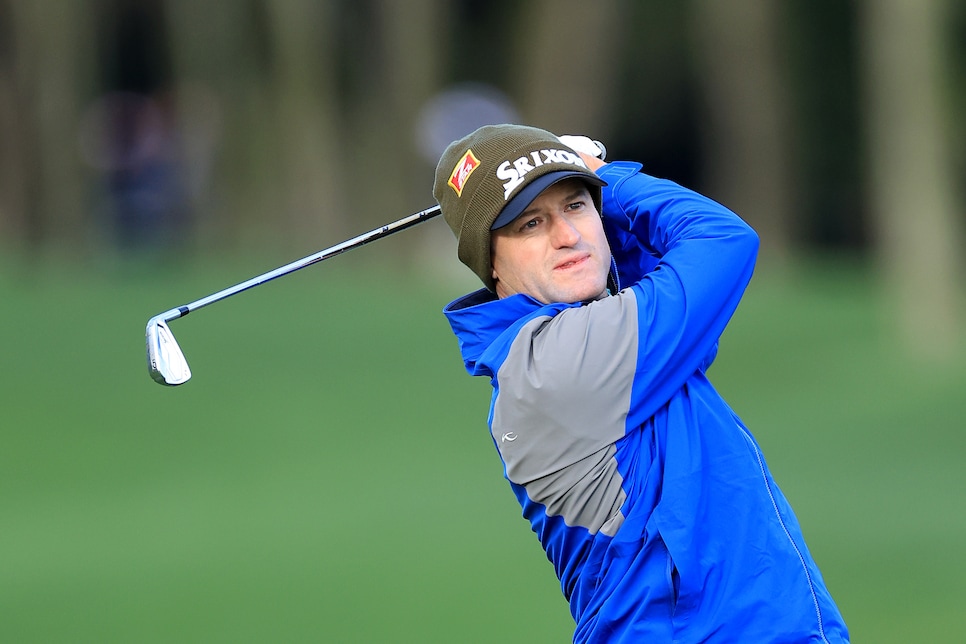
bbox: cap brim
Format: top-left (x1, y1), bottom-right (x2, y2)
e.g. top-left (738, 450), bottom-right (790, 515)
top-left (490, 170), bottom-right (607, 230)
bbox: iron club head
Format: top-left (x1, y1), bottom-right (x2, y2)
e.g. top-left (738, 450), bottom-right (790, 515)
top-left (146, 317), bottom-right (192, 386)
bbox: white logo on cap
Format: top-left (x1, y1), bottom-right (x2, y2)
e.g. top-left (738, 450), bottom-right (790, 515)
top-left (496, 149), bottom-right (588, 199)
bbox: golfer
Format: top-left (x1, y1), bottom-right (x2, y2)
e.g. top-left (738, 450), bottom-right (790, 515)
top-left (434, 124), bottom-right (849, 642)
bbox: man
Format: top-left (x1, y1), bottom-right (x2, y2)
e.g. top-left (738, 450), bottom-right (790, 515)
top-left (434, 124), bottom-right (849, 642)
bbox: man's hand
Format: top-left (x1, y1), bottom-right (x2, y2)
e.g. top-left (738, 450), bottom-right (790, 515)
top-left (558, 135), bottom-right (607, 171)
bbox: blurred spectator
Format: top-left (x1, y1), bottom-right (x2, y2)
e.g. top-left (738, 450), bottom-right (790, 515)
top-left (78, 90), bottom-right (187, 250)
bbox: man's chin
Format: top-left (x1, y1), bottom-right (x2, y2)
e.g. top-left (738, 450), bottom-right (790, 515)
top-left (553, 268), bottom-right (609, 301)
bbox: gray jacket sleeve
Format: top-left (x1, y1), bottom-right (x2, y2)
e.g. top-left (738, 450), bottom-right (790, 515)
top-left (491, 293), bottom-right (639, 535)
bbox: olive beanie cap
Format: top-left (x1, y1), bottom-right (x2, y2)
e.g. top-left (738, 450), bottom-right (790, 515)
top-left (433, 124), bottom-right (605, 291)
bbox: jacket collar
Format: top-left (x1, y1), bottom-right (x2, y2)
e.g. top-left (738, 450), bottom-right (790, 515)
top-left (443, 289), bottom-right (545, 376)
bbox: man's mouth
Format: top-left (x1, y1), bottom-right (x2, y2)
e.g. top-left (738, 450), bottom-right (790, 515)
top-left (556, 255), bottom-right (589, 270)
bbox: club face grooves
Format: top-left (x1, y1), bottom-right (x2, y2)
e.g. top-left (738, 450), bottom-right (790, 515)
top-left (146, 318), bottom-right (192, 386)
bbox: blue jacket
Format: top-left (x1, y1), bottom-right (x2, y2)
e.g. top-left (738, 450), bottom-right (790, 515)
top-left (443, 162), bottom-right (849, 642)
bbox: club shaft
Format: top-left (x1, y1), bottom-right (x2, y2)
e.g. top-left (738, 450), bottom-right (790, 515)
top-left (157, 205), bottom-right (441, 323)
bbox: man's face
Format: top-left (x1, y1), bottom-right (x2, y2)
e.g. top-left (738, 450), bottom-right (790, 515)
top-left (491, 179), bottom-right (612, 304)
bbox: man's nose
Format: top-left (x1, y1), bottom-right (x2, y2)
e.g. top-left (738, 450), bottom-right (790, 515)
top-left (550, 214), bottom-right (581, 247)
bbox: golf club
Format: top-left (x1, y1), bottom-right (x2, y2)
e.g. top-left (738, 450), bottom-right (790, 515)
top-left (146, 204), bottom-right (441, 386)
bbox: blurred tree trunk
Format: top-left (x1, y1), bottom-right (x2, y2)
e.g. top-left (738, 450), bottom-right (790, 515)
top-left (690, 0), bottom-right (796, 265)
top-left (5, 0), bottom-right (98, 252)
top-left (168, 0), bottom-right (445, 254)
top-left (263, 0), bottom-right (346, 249)
top-left (167, 0), bottom-right (347, 252)
top-left (165, 1), bottom-right (281, 249)
top-left (512, 0), bottom-right (621, 140)
top-left (0, 0), bottom-right (28, 245)
top-left (860, 0), bottom-right (962, 359)
top-left (347, 0), bottom-right (445, 238)
top-left (378, 0), bottom-right (446, 213)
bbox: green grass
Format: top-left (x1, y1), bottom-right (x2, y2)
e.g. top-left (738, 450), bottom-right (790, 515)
top-left (1, 254), bottom-right (964, 642)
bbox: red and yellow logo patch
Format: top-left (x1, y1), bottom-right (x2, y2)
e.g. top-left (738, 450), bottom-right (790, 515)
top-left (448, 149), bottom-right (480, 197)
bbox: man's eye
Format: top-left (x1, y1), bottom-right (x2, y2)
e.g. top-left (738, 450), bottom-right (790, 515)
top-left (566, 200), bottom-right (586, 211)
top-left (521, 218), bottom-right (539, 230)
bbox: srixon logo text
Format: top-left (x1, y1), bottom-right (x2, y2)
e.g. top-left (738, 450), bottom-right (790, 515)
top-left (497, 149), bottom-right (588, 199)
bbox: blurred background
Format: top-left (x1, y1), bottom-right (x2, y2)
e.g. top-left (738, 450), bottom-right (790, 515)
top-left (1, 0), bottom-right (965, 641)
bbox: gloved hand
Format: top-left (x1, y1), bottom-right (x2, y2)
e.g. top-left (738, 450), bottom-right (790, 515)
top-left (558, 135), bottom-right (607, 161)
